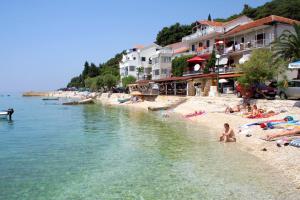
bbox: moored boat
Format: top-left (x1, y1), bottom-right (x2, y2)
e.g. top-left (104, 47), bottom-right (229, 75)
top-left (63, 98), bottom-right (94, 105)
top-left (42, 97), bottom-right (59, 101)
top-left (117, 97), bottom-right (131, 103)
top-left (0, 108), bottom-right (14, 120)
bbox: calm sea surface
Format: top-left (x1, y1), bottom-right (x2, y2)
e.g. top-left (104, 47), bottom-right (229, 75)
top-left (0, 94), bottom-right (299, 199)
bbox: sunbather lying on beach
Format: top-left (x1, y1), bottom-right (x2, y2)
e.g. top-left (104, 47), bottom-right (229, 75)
top-left (225, 105), bottom-right (241, 113)
top-left (220, 123), bottom-right (236, 142)
top-left (265, 127), bottom-right (300, 141)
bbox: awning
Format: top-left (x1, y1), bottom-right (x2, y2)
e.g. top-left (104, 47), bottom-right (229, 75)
top-left (288, 61), bottom-right (300, 69)
top-left (216, 57), bottom-right (228, 66)
top-left (187, 56), bottom-right (206, 63)
top-left (239, 54), bottom-right (251, 64)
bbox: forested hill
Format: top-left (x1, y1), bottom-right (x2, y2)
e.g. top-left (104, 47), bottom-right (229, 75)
top-left (155, 0), bottom-right (300, 46)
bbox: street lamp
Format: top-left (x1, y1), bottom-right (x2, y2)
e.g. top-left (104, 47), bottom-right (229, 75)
top-left (216, 54), bottom-right (221, 94)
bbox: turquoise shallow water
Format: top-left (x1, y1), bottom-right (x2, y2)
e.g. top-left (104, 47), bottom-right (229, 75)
top-left (0, 95), bottom-right (299, 199)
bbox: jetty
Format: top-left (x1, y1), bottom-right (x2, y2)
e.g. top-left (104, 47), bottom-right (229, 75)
top-left (23, 91), bottom-right (48, 97)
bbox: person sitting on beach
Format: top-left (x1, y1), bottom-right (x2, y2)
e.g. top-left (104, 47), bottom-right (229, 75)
top-left (225, 105), bottom-right (241, 114)
top-left (246, 104), bottom-right (260, 117)
top-left (265, 127), bottom-right (300, 141)
top-left (219, 123), bottom-right (236, 142)
top-left (243, 103), bottom-right (251, 113)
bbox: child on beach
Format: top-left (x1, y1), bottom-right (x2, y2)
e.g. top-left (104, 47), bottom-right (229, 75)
top-left (219, 123), bottom-right (236, 142)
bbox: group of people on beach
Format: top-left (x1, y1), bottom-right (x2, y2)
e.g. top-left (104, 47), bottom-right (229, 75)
top-left (224, 103), bottom-right (268, 118)
top-left (221, 101), bottom-right (300, 143)
top-left (219, 122), bottom-right (300, 143)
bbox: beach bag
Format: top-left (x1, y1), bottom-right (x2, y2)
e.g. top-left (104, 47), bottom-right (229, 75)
top-left (284, 116), bottom-right (294, 121)
top-left (290, 139), bottom-right (300, 148)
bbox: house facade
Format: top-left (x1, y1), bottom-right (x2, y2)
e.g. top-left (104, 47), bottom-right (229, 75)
top-left (181, 15), bottom-right (299, 75)
top-left (123, 15), bottom-right (299, 96)
top-left (119, 46), bottom-right (142, 81)
top-left (119, 44), bottom-right (173, 83)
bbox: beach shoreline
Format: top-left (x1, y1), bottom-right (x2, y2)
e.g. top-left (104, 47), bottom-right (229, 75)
top-left (35, 91), bottom-right (300, 187)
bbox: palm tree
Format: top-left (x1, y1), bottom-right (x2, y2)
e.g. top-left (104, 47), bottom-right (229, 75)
top-left (273, 24), bottom-right (300, 78)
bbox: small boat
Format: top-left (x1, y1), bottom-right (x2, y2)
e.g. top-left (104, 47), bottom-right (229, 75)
top-left (117, 97), bottom-right (131, 103)
top-left (148, 106), bottom-right (169, 111)
top-left (0, 108), bottom-right (14, 120)
top-left (63, 98), bottom-right (94, 105)
top-left (42, 97), bottom-right (59, 101)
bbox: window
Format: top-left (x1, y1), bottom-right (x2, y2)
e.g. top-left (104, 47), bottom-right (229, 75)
top-left (206, 40), bottom-right (210, 47)
top-left (256, 33), bottom-right (265, 44)
top-left (288, 81), bottom-right (296, 87)
top-left (161, 69), bottom-right (168, 74)
top-left (198, 42), bottom-right (203, 47)
top-left (153, 57), bottom-right (159, 64)
top-left (241, 37), bottom-right (245, 43)
top-left (191, 44), bottom-right (195, 51)
top-left (161, 57), bottom-right (171, 63)
top-left (141, 57), bottom-right (146, 61)
top-left (153, 69), bottom-right (160, 75)
top-left (295, 81), bottom-right (300, 87)
top-left (129, 66), bottom-right (135, 71)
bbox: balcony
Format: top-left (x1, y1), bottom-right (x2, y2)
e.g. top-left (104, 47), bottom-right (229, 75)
top-left (196, 46), bottom-right (214, 56)
top-left (183, 67), bottom-right (241, 77)
top-left (219, 39), bottom-right (272, 55)
top-left (183, 70), bottom-right (204, 76)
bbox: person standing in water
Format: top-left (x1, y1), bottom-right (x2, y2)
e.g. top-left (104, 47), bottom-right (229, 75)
top-left (219, 123), bottom-right (236, 142)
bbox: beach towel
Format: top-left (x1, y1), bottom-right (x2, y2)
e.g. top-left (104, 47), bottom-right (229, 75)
top-left (247, 113), bottom-right (278, 119)
top-left (290, 139), bottom-right (300, 148)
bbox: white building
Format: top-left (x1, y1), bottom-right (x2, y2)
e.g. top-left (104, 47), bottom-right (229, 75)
top-left (151, 48), bottom-right (173, 80)
top-left (119, 46), bottom-right (142, 81)
top-left (119, 44), bottom-right (174, 82)
top-left (182, 16), bottom-right (252, 57)
top-left (139, 44), bottom-right (161, 80)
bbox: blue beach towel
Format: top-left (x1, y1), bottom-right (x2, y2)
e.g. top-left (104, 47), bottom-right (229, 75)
top-left (290, 139), bottom-right (300, 148)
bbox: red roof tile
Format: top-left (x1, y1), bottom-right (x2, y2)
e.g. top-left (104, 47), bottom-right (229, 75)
top-left (226, 15), bottom-right (300, 36)
top-left (198, 20), bottom-right (224, 27)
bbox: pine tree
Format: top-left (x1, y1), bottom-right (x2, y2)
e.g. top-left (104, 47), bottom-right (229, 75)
top-left (208, 14), bottom-right (212, 21)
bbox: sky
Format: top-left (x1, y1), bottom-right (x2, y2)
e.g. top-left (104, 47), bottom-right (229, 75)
top-left (0, 0), bottom-right (270, 92)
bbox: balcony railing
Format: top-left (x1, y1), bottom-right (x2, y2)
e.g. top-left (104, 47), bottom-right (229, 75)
top-left (196, 46), bottom-right (214, 55)
top-left (220, 39), bottom-right (272, 55)
top-left (183, 70), bottom-right (204, 76)
top-left (183, 67), bottom-right (241, 76)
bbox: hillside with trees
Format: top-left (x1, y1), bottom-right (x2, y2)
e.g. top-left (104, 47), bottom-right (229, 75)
top-left (67, 51), bottom-right (124, 90)
top-left (156, 23), bottom-right (195, 46)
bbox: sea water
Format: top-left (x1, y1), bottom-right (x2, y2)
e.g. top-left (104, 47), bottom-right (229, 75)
top-left (0, 94), bottom-right (299, 199)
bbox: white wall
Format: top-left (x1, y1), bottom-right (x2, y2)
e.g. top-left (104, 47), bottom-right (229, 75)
top-left (224, 16), bottom-right (253, 32)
